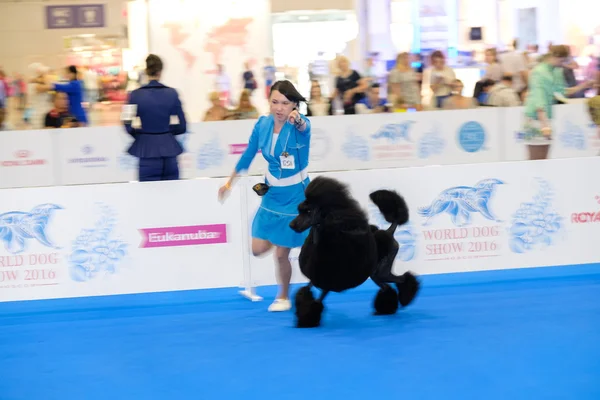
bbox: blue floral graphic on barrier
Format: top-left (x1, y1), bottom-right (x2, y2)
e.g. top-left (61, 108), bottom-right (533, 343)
top-left (176, 132), bottom-right (189, 150)
top-left (509, 179), bottom-right (562, 254)
top-left (369, 203), bottom-right (417, 262)
top-left (118, 152), bottom-right (138, 170)
top-left (197, 136), bottom-right (225, 170)
top-left (0, 204), bottom-right (63, 254)
top-left (559, 121), bottom-right (587, 150)
top-left (371, 121), bottom-right (415, 143)
top-left (418, 126), bottom-right (445, 159)
top-left (69, 204), bottom-right (128, 282)
top-left (418, 179), bottom-right (504, 226)
top-left (342, 133), bottom-right (370, 161)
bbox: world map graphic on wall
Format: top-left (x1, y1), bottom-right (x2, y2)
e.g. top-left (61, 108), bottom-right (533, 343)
top-left (162, 18), bottom-right (254, 71)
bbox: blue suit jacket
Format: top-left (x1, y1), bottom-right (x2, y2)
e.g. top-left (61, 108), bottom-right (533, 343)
top-left (53, 80), bottom-right (88, 124)
top-left (235, 114), bottom-right (311, 181)
top-left (124, 80), bottom-right (187, 158)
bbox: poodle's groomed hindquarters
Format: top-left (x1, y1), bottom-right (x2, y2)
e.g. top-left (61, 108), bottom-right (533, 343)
top-left (368, 190), bottom-right (420, 315)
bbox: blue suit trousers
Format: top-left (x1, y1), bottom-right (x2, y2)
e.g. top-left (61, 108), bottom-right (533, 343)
top-left (138, 157), bottom-right (179, 182)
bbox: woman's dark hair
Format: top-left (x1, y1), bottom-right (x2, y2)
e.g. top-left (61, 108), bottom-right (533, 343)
top-left (270, 80), bottom-right (306, 105)
top-left (146, 54), bottom-right (163, 77)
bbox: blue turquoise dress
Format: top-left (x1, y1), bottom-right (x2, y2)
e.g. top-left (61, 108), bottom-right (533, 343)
top-left (235, 114), bottom-right (311, 248)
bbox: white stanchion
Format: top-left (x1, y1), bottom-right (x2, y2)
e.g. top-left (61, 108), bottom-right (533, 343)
top-left (238, 176), bottom-right (263, 302)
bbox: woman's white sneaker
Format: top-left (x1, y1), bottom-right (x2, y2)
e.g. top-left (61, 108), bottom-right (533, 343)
top-left (268, 298), bottom-right (291, 312)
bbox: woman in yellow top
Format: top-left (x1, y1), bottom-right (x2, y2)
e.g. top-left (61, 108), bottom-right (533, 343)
top-left (523, 45), bottom-right (592, 160)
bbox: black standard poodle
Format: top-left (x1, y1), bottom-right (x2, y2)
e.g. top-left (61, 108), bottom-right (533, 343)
top-left (289, 176), bottom-right (420, 328)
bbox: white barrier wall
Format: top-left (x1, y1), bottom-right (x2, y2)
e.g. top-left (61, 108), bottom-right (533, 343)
top-left (0, 178), bottom-right (245, 302)
top-left (1, 156), bottom-right (599, 303)
top-left (0, 103), bottom-right (597, 190)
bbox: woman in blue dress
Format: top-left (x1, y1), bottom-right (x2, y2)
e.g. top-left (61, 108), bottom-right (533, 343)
top-left (218, 80), bottom-right (310, 312)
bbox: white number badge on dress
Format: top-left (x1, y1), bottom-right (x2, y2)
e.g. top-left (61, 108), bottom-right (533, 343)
top-left (280, 154), bottom-right (295, 170)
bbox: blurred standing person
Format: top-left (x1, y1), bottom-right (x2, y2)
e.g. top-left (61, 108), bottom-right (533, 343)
top-left (421, 50), bottom-right (456, 108)
top-left (84, 67), bottom-right (99, 108)
top-left (123, 54), bottom-right (187, 182)
top-left (331, 56), bottom-right (367, 114)
top-left (483, 48), bottom-right (503, 82)
top-left (388, 52), bottom-right (422, 110)
top-left (25, 63), bottom-right (51, 127)
top-left (498, 39), bottom-right (528, 93)
top-left (0, 70), bottom-right (6, 129)
top-left (306, 80), bottom-right (331, 116)
top-left (50, 66), bottom-right (88, 126)
top-left (242, 61), bottom-right (257, 94)
top-left (523, 45), bottom-right (593, 160)
top-left (263, 58), bottom-right (276, 99)
top-left (214, 64), bottom-right (231, 107)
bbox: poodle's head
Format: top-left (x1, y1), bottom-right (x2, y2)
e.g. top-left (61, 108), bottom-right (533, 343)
top-left (289, 176), bottom-right (356, 233)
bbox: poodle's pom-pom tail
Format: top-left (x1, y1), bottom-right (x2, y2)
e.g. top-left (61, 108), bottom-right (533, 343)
top-left (369, 190), bottom-right (409, 225)
top-left (294, 285), bottom-right (324, 328)
top-left (396, 272), bottom-right (420, 307)
top-left (373, 285), bottom-right (399, 315)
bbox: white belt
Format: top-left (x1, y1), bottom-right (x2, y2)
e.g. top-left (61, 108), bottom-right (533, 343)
top-left (266, 168), bottom-right (308, 187)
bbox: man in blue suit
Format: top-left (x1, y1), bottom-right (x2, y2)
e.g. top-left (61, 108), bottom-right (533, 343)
top-left (123, 54), bottom-right (187, 182)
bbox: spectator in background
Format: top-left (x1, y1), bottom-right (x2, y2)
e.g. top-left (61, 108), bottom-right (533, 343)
top-left (498, 39), bottom-right (528, 93)
top-left (442, 79), bottom-right (478, 109)
top-left (474, 79), bottom-right (496, 105)
top-left (214, 64), bottom-right (231, 107)
top-left (44, 92), bottom-right (79, 128)
top-left (229, 90), bottom-right (258, 120)
top-left (263, 58), bottom-right (276, 99)
top-left (242, 61), bottom-right (257, 94)
top-left (0, 70), bottom-right (6, 129)
top-left (83, 67), bottom-right (99, 108)
top-left (586, 81), bottom-right (600, 155)
top-left (48, 66), bottom-right (88, 126)
top-left (388, 52), bottom-right (422, 110)
top-left (306, 80), bottom-right (331, 117)
top-left (483, 48), bottom-right (503, 82)
top-left (355, 83), bottom-right (387, 114)
top-left (203, 91), bottom-right (229, 122)
top-left (487, 75), bottom-right (522, 107)
top-left (561, 46), bottom-right (585, 98)
top-left (422, 50), bottom-right (456, 108)
top-left (332, 56), bottom-right (367, 115)
top-left (523, 45), bottom-right (593, 160)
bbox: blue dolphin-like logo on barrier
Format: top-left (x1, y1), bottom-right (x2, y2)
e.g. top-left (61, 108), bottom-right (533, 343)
top-left (0, 204), bottom-right (63, 254)
top-left (371, 121), bottom-right (415, 143)
top-left (418, 179), bottom-right (504, 226)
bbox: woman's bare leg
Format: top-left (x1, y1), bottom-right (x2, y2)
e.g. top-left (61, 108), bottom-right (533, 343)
top-left (274, 246), bottom-right (292, 300)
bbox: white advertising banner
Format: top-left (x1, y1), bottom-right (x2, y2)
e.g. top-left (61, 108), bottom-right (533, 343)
top-left (279, 157), bottom-right (599, 279)
top-left (313, 108), bottom-right (502, 171)
top-left (185, 120), bottom-right (268, 179)
top-left (1, 105), bottom-right (598, 188)
top-left (552, 103), bottom-right (600, 158)
top-left (500, 104), bottom-right (600, 161)
top-left (1, 157), bottom-right (598, 302)
top-left (56, 126), bottom-right (126, 185)
top-left (0, 130), bottom-right (56, 189)
top-left (0, 179), bottom-right (245, 302)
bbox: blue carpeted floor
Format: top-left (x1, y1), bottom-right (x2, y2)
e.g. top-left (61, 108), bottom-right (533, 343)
top-left (1, 264), bottom-right (599, 400)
